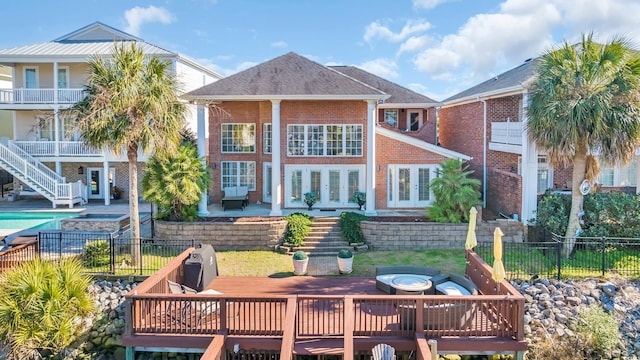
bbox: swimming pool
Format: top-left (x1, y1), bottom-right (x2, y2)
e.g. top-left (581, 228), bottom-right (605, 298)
top-left (0, 211), bottom-right (79, 233)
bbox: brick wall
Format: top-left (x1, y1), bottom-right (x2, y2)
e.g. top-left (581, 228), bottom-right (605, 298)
top-left (154, 219), bottom-right (287, 251)
top-left (208, 100), bottom-right (368, 204)
top-left (361, 219), bottom-right (523, 250)
top-left (487, 168), bottom-right (522, 219)
top-left (374, 133), bottom-right (446, 209)
top-left (438, 101), bottom-right (485, 178)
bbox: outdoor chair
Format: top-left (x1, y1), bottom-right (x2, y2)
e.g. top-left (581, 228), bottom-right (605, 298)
top-left (222, 186), bottom-right (249, 210)
top-left (166, 280), bottom-right (223, 328)
top-left (372, 343), bottom-right (395, 360)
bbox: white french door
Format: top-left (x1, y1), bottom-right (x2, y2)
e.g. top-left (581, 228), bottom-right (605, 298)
top-left (263, 163), bottom-right (272, 203)
top-left (387, 164), bottom-right (436, 208)
top-left (284, 165), bottom-right (365, 208)
top-left (87, 167), bottom-right (115, 200)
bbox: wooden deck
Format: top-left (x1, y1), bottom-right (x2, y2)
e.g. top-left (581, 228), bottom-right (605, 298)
top-left (124, 250), bottom-right (528, 360)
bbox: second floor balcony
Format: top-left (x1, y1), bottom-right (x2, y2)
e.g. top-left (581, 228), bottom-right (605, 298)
top-left (13, 140), bottom-right (101, 157)
top-left (491, 120), bottom-right (522, 146)
top-left (0, 88), bottom-right (86, 107)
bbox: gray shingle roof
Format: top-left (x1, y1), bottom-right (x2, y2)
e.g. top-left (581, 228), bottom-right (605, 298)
top-left (185, 52), bottom-right (388, 100)
top-left (330, 65), bottom-right (440, 105)
top-left (444, 58), bottom-right (538, 103)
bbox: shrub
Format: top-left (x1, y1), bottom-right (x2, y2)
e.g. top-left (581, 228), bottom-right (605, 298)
top-left (0, 258), bottom-right (95, 359)
top-left (572, 304), bottom-right (621, 357)
top-left (83, 239), bottom-right (110, 267)
top-left (338, 249), bottom-right (353, 258)
top-left (292, 250), bottom-right (308, 260)
top-left (428, 159), bottom-right (481, 223)
top-left (284, 212), bottom-right (313, 246)
top-left (535, 190), bottom-right (640, 237)
top-left (340, 212), bottom-right (368, 244)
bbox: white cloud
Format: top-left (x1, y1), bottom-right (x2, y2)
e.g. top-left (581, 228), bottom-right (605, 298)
top-left (414, 0), bottom-right (561, 83)
top-left (364, 19), bottom-right (432, 44)
top-left (271, 41), bottom-right (288, 48)
top-left (358, 58), bottom-right (399, 79)
top-left (124, 6), bottom-right (175, 36)
top-left (412, 0), bottom-right (450, 9)
top-left (398, 35), bottom-right (431, 55)
top-left (552, 0), bottom-right (640, 40)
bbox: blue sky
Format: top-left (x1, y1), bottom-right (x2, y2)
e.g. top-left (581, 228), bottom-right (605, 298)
top-left (1, 0), bottom-right (639, 100)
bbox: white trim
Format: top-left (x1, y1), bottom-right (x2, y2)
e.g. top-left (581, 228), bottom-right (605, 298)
top-left (378, 102), bottom-right (441, 108)
top-left (263, 162), bottom-right (272, 203)
top-left (442, 85), bottom-right (526, 108)
top-left (376, 126), bottom-right (471, 161)
top-left (406, 109), bottom-right (423, 131)
top-left (23, 66), bottom-right (39, 88)
top-left (489, 142), bottom-right (521, 154)
top-left (283, 164), bottom-right (365, 208)
top-left (220, 123), bottom-right (256, 153)
top-left (57, 66), bottom-right (70, 89)
top-left (387, 164), bottom-right (437, 208)
top-left (183, 94), bottom-right (390, 102)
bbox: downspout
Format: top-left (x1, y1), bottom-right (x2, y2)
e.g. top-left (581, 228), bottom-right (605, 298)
top-left (478, 96), bottom-right (487, 208)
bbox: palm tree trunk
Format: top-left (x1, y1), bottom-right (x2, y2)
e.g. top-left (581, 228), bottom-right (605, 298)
top-left (128, 150), bottom-right (141, 266)
top-left (564, 141), bottom-right (588, 258)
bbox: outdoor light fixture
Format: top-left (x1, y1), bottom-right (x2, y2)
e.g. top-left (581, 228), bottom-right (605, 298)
top-left (233, 344), bottom-right (240, 353)
top-left (78, 166), bottom-right (84, 175)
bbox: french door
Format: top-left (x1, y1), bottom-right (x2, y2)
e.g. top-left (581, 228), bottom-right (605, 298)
top-left (87, 167), bottom-right (115, 200)
top-left (284, 165), bottom-right (365, 208)
top-left (387, 164), bottom-right (436, 208)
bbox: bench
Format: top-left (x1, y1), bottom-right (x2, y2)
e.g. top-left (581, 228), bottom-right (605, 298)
top-left (375, 266), bottom-right (441, 295)
top-left (222, 186), bottom-right (249, 211)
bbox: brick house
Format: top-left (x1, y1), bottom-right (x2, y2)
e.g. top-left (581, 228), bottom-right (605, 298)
top-left (440, 57), bottom-right (638, 223)
top-left (184, 52), bottom-right (470, 215)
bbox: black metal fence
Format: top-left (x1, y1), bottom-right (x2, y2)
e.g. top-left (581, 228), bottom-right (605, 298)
top-left (475, 233), bottom-right (640, 280)
top-left (38, 230), bottom-right (196, 275)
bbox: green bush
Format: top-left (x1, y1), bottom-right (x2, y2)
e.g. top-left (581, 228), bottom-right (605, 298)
top-left (427, 159), bottom-right (481, 223)
top-left (340, 212), bottom-right (368, 244)
top-left (535, 190), bottom-right (640, 237)
top-left (338, 249), bottom-right (353, 258)
top-left (292, 250), bottom-right (308, 260)
top-left (83, 239), bottom-right (110, 267)
top-left (284, 212), bottom-right (313, 246)
top-left (572, 305), bottom-right (621, 357)
top-left (0, 258), bottom-right (95, 358)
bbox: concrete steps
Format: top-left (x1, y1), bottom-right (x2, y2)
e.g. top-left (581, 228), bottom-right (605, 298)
top-left (294, 217), bottom-right (352, 257)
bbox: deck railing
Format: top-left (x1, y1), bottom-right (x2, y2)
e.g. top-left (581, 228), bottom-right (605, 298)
top-left (13, 141), bottom-right (102, 157)
top-left (124, 250), bottom-right (525, 356)
top-left (491, 120), bottom-right (522, 145)
top-left (0, 240), bottom-right (38, 273)
top-left (0, 88), bottom-right (86, 104)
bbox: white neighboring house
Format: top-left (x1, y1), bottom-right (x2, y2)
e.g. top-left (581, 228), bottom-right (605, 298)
top-left (0, 22), bottom-right (222, 207)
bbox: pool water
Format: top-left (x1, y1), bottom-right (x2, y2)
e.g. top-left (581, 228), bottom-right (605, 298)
top-left (0, 212), bottom-right (79, 231)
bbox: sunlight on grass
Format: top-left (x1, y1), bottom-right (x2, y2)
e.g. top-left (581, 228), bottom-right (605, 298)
top-left (216, 251), bottom-right (293, 276)
top-left (352, 250), bottom-right (467, 276)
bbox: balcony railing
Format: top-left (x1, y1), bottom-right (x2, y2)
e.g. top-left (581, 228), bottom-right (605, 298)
top-left (491, 120), bottom-right (522, 145)
top-left (0, 88), bottom-right (86, 104)
top-left (13, 140), bottom-right (102, 157)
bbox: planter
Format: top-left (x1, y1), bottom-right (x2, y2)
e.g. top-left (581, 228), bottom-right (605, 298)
top-left (293, 258), bottom-right (309, 275)
top-left (306, 202), bottom-right (314, 210)
top-left (337, 256), bottom-right (353, 274)
top-left (357, 200), bottom-right (365, 210)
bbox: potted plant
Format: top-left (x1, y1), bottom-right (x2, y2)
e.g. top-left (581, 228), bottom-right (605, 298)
top-left (353, 191), bottom-right (366, 210)
top-left (303, 192), bottom-right (317, 210)
top-left (111, 186), bottom-right (123, 200)
top-left (337, 248), bottom-right (353, 274)
top-left (292, 250), bottom-right (309, 275)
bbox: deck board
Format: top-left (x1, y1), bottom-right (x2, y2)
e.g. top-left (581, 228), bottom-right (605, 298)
top-left (205, 276), bottom-right (382, 296)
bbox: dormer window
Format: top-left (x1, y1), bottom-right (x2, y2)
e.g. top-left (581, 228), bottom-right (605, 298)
top-left (384, 110), bottom-right (398, 127)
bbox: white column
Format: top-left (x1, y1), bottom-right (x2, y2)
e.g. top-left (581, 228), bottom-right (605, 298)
top-left (54, 59), bottom-right (61, 174)
top-left (197, 104), bottom-right (209, 216)
top-left (521, 91), bottom-right (537, 223)
top-left (103, 161), bottom-right (111, 206)
top-left (53, 61), bottom-right (58, 103)
top-left (270, 100), bottom-right (282, 216)
top-left (365, 100), bottom-right (377, 216)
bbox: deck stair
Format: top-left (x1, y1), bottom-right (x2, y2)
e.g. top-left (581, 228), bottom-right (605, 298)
top-left (0, 139), bottom-right (86, 208)
top-left (293, 217), bottom-right (354, 257)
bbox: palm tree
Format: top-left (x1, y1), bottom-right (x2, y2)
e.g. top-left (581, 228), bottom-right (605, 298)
top-left (142, 140), bottom-right (210, 221)
top-left (527, 33), bottom-right (640, 257)
top-left (428, 158), bottom-right (481, 223)
top-left (74, 43), bottom-right (186, 265)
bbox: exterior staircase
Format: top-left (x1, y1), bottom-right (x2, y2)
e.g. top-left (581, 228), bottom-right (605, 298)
top-left (294, 217), bottom-right (352, 257)
top-left (0, 140), bottom-right (86, 208)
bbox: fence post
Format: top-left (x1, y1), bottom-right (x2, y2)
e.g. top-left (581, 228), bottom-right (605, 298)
top-left (138, 238), bottom-right (143, 275)
top-left (555, 234), bottom-right (562, 280)
top-left (58, 231), bottom-right (63, 262)
top-left (110, 233), bottom-right (116, 274)
top-left (601, 237), bottom-right (606, 277)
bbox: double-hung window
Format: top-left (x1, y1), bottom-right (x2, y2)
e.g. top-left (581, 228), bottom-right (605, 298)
top-left (221, 161), bottom-right (256, 190)
top-left (263, 123), bottom-right (272, 154)
top-left (287, 124), bottom-right (363, 157)
top-left (221, 123), bottom-right (255, 153)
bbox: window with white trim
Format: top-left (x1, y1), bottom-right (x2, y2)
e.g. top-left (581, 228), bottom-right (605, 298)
top-left (263, 123), bottom-right (272, 154)
top-left (221, 123), bottom-right (255, 153)
top-left (384, 110), bottom-right (398, 127)
top-left (24, 67), bottom-right (38, 88)
top-left (57, 67), bottom-right (69, 88)
top-left (287, 124), bottom-right (362, 157)
top-left (221, 161), bottom-right (256, 190)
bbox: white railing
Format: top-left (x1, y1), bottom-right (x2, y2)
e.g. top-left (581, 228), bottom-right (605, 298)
top-left (7, 142), bottom-right (64, 184)
top-left (14, 141), bottom-right (102, 156)
top-left (0, 88), bottom-right (86, 104)
top-left (491, 120), bottom-right (523, 145)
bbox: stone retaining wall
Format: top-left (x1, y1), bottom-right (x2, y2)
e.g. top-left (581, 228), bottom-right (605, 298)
top-left (361, 219), bottom-right (523, 251)
top-left (154, 220), bottom-right (287, 251)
